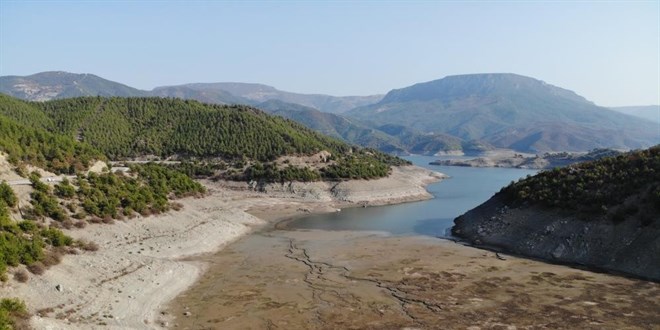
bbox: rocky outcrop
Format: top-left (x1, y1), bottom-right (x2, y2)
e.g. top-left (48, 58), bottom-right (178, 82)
top-left (452, 194), bottom-right (660, 281)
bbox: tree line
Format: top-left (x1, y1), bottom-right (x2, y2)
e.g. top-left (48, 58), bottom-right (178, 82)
top-left (501, 146), bottom-right (660, 224)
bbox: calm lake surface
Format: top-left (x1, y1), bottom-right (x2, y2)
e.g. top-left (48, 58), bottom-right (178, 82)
top-left (289, 155), bottom-right (537, 238)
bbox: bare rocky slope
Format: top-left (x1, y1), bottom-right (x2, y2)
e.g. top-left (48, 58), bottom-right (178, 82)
top-left (348, 73), bottom-right (659, 152)
top-left (453, 194), bottom-right (660, 281)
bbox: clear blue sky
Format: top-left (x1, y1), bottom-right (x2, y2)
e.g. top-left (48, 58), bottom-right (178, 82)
top-left (1, 1), bottom-right (658, 106)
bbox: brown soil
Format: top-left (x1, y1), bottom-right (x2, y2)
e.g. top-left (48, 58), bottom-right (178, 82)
top-left (167, 230), bottom-right (659, 329)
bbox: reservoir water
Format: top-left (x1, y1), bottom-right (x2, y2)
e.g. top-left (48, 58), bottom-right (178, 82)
top-left (289, 155), bottom-right (537, 237)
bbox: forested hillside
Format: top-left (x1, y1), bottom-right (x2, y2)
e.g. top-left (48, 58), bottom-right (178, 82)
top-left (2, 96), bottom-right (349, 160)
top-left (0, 112), bottom-right (103, 174)
top-left (0, 101), bottom-right (206, 279)
top-left (500, 146), bottom-right (660, 220)
top-left (0, 94), bottom-right (408, 181)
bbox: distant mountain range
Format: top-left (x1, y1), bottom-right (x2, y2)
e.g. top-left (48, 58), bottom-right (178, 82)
top-left (0, 71), bottom-right (381, 113)
top-left (170, 82), bottom-right (383, 114)
top-left (1, 71), bottom-right (657, 154)
top-left (347, 73), bottom-right (659, 152)
top-left (0, 71), bottom-right (148, 101)
top-left (150, 84), bottom-right (252, 105)
top-left (610, 105), bottom-right (660, 123)
top-left (255, 100), bottom-right (403, 152)
top-left (255, 100), bottom-right (486, 155)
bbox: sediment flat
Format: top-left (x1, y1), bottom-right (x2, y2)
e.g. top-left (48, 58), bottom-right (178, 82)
top-left (168, 229), bottom-right (659, 329)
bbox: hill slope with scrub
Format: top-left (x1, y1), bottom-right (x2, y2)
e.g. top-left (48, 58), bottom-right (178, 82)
top-left (453, 146), bottom-right (660, 280)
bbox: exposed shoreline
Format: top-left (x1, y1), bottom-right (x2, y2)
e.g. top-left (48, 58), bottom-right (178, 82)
top-left (0, 165), bottom-right (442, 329)
top-left (430, 148), bottom-right (622, 169)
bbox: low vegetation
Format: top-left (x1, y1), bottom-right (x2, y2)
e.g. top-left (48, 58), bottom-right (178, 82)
top-left (238, 149), bottom-right (410, 182)
top-left (0, 193), bottom-right (73, 279)
top-left (241, 162), bottom-right (322, 182)
top-left (0, 297), bottom-right (29, 329)
top-left (2, 163), bottom-right (205, 281)
top-left (28, 173), bottom-right (69, 222)
top-left (0, 181), bottom-right (17, 208)
top-left (76, 165), bottom-right (205, 219)
top-left (320, 152), bottom-right (394, 180)
top-left (501, 146), bottom-right (660, 222)
top-left (25, 165), bottom-right (206, 222)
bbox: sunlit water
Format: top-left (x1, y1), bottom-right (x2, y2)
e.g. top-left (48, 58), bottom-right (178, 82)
top-left (288, 155), bottom-right (537, 238)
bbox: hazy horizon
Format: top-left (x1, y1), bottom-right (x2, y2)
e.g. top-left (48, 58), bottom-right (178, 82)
top-left (1, 1), bottom-right (659, 107)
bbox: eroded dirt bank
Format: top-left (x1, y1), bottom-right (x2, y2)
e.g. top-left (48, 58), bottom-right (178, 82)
top-left (168, 230), bottom-right (659, 329)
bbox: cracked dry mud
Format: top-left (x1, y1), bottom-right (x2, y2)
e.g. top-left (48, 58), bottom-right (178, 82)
top-left (168, 230), bottom-right (659, 329)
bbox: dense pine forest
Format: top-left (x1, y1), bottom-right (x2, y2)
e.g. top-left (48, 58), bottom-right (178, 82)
top-left (0, 94), bottom-right (409, 181)
top-left (501, 146), bottom-right (660, 223)
top-left (0, 115), bottom-right (103, 174)
top-left (4, 95), bottom-right (351, 160)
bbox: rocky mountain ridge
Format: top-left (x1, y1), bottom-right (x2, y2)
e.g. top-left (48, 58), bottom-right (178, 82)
top-left (0, 71), bottom-right (382, 113)
top-left (348, 73), bottom-right (659, 152)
